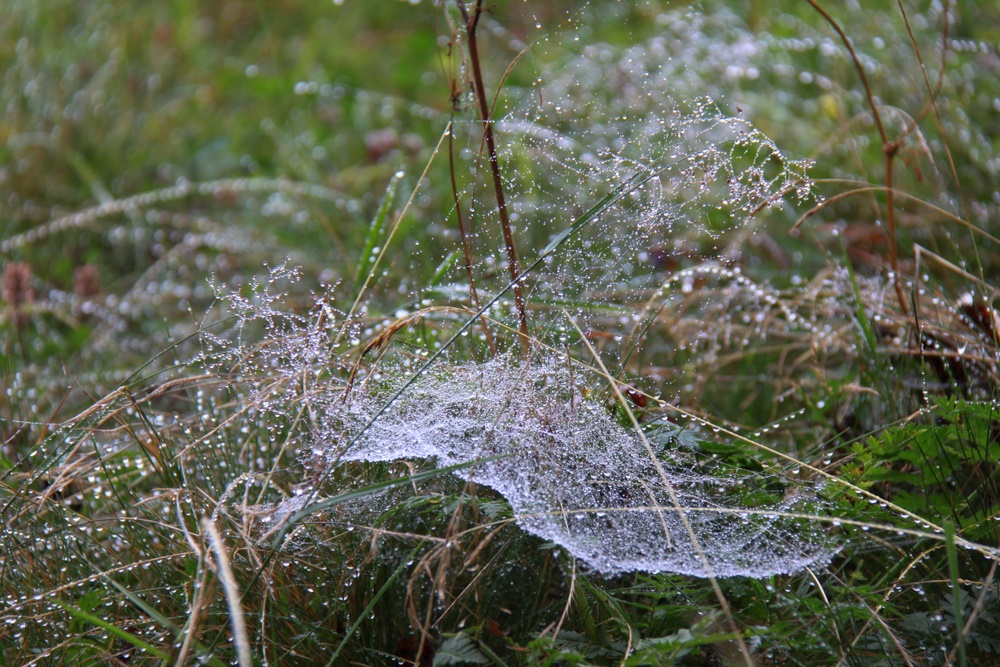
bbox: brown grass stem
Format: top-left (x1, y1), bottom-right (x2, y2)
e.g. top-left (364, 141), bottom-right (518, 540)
top-left (806, 0), bottom-right (908, 313)
top-left (457, 0), bottom-right (531, 355)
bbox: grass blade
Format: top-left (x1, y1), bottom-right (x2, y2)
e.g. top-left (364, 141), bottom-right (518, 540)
top-left (51, 598), bottom-right (171, 661)
top-left (353, 171), bottom-right (403, 287)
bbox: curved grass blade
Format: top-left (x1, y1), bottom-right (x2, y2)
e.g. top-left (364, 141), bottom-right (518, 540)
top-left (51, 598), bottom-right (171, 661)
top-left (353, 171), bottom-right (403, 287)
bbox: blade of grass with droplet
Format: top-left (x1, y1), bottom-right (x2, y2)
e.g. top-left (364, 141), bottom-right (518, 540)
top-left (51, 598), bottom-right (172, 661)
top-left (944, 519), bottom-right (969, 667)
top-left (839, 235), bottom-right (878, 356)
top-left (324, 544), bottom-right (422, 666)
top-left (104, 577), bottom-right (228, 667)
top-left (335, 127), bottom-right (449, 348)
top-left (430, 248), bottom-right (462, 287)
top-left (353, 171), bottom-right (402, 287)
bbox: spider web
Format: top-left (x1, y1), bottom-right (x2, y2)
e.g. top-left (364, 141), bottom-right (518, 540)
top-left (446, 21), bottom-right (813, 325)
top-left (201, 266), bottom-right (836, 578)
top-left (329, 353), bottom-right (835, 578)
top-left (200, 14), bottom-right (834, 577)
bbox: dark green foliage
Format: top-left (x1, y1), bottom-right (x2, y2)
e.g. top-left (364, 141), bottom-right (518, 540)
top-left (849, 398), bottom-right (1000, 545)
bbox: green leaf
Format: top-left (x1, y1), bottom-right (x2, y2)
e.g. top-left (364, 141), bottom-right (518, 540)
top-left (52, 598), bottom-right (171, 661)
top-left (433, 633), bottom-right (489, 666)
top-left (430, 249), bottom-right (461, 287)
top-left (354, 171), bottom-right (403, 287)
top-left (76, 589), bottom-right (104, 613)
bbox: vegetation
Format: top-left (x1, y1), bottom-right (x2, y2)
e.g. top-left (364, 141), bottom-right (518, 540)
top-left (2, 0), bottom-right (999, 664)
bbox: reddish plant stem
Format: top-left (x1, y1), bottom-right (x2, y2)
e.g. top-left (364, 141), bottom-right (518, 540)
top-left (458, 0), bottom-right (531, 355)
top-left (806, 0), bottom-right (909, 314)
top-left (884, 142), bottom-right (901, 298)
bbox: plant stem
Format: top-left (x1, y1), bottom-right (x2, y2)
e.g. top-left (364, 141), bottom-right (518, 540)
top-left (806, 0), bottom-right (909, 314)
top-left (458, 0), bottom-right (531, 355)
top-left (944, 519), bottom-right (969, 667)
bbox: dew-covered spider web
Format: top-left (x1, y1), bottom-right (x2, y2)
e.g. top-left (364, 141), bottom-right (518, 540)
top-left (198, 16), bottom-right (836, 578)
top-left (331, 354), bottom-right (834, 578)
top-left (444, 17), bottom-right (814, 324)
top-left (202, 265), bottom-right (836, 578)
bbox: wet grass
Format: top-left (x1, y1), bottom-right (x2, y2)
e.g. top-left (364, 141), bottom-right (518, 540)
top-left (2, 0), bottom-right (1000, 665)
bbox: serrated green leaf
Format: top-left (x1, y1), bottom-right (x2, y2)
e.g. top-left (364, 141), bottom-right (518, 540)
top-left (433, 633), bottom-right (489, 666)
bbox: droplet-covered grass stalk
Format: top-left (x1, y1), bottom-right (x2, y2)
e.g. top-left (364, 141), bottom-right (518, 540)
top-left (456, 0), bottom-right (530, 355)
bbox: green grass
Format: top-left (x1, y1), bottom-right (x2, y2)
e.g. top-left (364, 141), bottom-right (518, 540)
top-left (2, 0), bottom-right (1000, 665)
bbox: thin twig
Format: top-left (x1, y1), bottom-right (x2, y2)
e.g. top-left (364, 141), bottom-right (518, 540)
top-left (805, 0), bottom-right (908, 313)
top-left (457, 0), bottom-right (531, 355)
